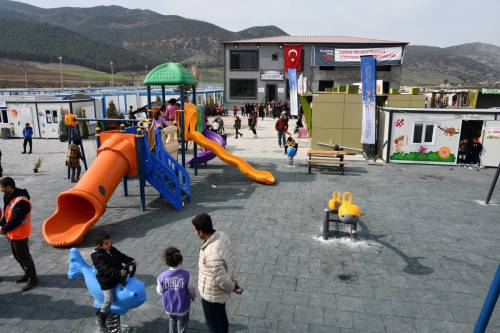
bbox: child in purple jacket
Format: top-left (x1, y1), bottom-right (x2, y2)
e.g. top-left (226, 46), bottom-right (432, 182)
top-left (157, 247), bottom-right (196, 333)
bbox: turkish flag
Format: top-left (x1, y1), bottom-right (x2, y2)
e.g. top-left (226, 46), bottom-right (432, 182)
top-left (284, 44), bottom-right (303, 71)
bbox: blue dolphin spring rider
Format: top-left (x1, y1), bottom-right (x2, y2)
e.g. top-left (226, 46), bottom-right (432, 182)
top-left (68, 248), bottom-right (147, 332)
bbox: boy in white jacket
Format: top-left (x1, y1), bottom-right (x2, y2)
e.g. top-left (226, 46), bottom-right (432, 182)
top-left (192, 213), bottom-right (242, 333)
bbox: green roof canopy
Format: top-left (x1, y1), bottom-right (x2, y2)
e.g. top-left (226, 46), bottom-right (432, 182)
top-left (144, 62), bottom-right (199, 86)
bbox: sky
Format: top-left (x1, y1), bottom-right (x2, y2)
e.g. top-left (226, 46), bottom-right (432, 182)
top-left (19, 0), bottom-right (500, 47)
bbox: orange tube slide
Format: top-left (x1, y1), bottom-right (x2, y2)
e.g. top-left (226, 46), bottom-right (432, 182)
top-left (43, 135), bottom-right (136, 247)
top-left (184, 103), bottom-right (275, 185)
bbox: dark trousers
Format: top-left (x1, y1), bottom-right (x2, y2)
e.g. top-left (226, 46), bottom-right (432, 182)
top-left (250, 126), bottom-right (256, 135)
top-left (23, 138), bottom-right (32, 153)
top-left (235, 129), bottom-right (242, 138)
top-left (201, 299), bottom-right (228, 333)
top-left (10, 238), bottom-right (37, 280)
top-left (70, 165), bottom-right (81, 181)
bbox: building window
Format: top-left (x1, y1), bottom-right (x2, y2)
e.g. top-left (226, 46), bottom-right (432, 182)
top-left (0, 109), bottom-right (7, 123)
top-left (230, 79), bottom-right (257, 99)
top-left (230, 51), bottom-right (259, 71)
top-left (412, 122), bottom-right (436, 144)
top-left (45, 110), bottom-right (52, 124)
top-left (272, 53), bottom-right (278, 61)
top-left (319, 66), bottom-right (335, 71)
top-left (377, 65), bottom-right (392, 72)
top-left (318, 80), bottom-right (335, 92)
top-left (52, 110), bottom-right (58, 123)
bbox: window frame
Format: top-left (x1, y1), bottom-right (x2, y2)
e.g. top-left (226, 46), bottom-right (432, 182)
top-left (52, 110), bottom-right (59, 123)
top-left (229, 50), bottom-right (259, 71)
top-left (229, 79), bottom-right (258, 99)
top-left (411, 122), bottom-right (436, 145)
top-left (271, 53), bottom-right (278, 61)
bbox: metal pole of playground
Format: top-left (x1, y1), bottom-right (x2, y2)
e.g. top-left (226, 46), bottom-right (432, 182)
top-left (180, 86), bottom-right (186, 167)
top-left (161, 85), bottom-right (166, 107)
top-left (474, 264), bottom-right (500, 333)
top-left (147, 86), bottom-right (152, 109)
top-left (193, 85), bottom-right (198, 176)
top-left (485, 161), bottom-right (500, 205)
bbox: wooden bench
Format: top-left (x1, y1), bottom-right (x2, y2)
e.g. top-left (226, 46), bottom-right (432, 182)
top-left (308, 150), bottom-right (347, 175)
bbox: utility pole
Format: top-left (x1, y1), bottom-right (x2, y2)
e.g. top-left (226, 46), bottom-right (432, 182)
top-left (58, 56), bottom-right (63, 88)
top-left (110, 61), bottom-right (114, 87)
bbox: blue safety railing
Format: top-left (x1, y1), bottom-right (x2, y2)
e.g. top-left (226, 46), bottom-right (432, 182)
top-left (125, 126), bottom-right (190, 210)
top-left (474, 264), bottom-right (500, 333)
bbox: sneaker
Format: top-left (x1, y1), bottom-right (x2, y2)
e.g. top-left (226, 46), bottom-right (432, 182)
top-left (28, 152), bottom-right (32, 154)
top-left (21, 152), bottom-right (26, 154)
top-left (16, 275), bottom-right (29, 284)
top-left (21, 278), bottom-right (38, 292)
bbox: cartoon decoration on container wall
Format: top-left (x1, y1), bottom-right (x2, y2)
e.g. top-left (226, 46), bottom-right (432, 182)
top-left (10, 109), bottom-right (18, 118)
top-left (394, 118), bottom-right (405, 128)
top-left (394, 135), bottom-right (406, 153)
top-left (438, 146), bottom-right (452, 159)
top-left (438, 125), bottom-right (459, 136)
top-left (417, 145), bottom-right (428, 154)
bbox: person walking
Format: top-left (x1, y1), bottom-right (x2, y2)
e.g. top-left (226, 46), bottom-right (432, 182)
top-left (249, 111), bottom-right (257, 137)
top-left (234, 116), bottom-right (243, 139)
top-left (66, 139), bottom-right (84, 182)
top-left (0, 177), bottom-right (38, 291)
top-left (192, 214), bottom-right (242, 333)
top-left (258, 104), bottom-right (265, 121)
top-left (232, 105), bottom-right (238, 118)
top-left (22, 123), bottom-right (33, 154)
top-left (275, 112), bottom-right (288, 148)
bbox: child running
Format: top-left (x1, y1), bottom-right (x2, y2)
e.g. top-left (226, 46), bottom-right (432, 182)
top-left (285, 137), bottom-right (299, 166)
top-left (157, 247), bottom-right (196, 333)
top-left (91, 233), bottom-right (136, 332)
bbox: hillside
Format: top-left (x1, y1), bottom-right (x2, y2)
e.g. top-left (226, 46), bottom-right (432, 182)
top-left (0, 0), bottom-right (287, 67)
top-left (0, 19), bottom-right (150, 72)
top-left (402, 43), bottom-right (500, 86)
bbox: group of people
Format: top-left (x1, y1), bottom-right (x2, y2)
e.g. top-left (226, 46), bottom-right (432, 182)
top-left (0, 175), bottom-right (239, 333)
top-left (152, 98), bottom-right (179, 129)
top-left (90, 213), bottom-right (240, 333)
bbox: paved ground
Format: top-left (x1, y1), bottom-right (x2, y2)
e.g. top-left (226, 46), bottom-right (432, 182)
top-left (0, 116), bottom-right (499, 333)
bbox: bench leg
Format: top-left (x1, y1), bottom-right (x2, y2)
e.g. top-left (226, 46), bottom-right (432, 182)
top-left (308, 163), bottom-right (312, 174)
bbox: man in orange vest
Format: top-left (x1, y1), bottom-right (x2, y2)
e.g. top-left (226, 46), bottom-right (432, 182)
top-left (0, 177), bottom-right (38, 291)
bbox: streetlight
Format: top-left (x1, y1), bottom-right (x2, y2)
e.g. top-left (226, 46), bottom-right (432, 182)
top-left (110, 61), bottom-right (114, 87)
top-left (58, 56), bottom-right (63, 88)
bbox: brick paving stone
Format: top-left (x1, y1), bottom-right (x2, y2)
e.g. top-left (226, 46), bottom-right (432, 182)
top-left (265, 303), bottom-right (294, 321)
top-left (352, 313), bottom-right (386, 332)
top-left (294, 305), bottom-right (324, 325)
top-left (236, 299), bottom-right (268, 318)
top-left (270, 275), bottom-right (297, 290)
top-left (383, 316), bottom-right (417, 333)
top-left (335, 295), bottom-right (365, 313)
top-left (323, 310), bottom-right (354, 329)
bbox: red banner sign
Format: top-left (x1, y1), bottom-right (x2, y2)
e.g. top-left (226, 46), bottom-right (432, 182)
top-left (284, 44), bottom-right (303, 71)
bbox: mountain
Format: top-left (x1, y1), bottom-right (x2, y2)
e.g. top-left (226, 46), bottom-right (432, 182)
top-left (0, 19), bottom-right (150, 72)
top-left (402, 43), bottom-right (500, 85)
top-left (0, 0), bottom-right (287, 67)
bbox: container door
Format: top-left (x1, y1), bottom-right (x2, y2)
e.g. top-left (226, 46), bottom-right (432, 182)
top-left (482, 120), bottom-right (500, 167)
